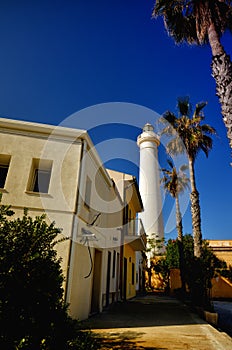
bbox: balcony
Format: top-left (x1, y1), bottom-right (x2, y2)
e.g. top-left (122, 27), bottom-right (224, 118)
top-left (124, 218), bottom-right (147, 251)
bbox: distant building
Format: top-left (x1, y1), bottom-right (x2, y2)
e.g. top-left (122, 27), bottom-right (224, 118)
top-left (208, 240), bottom-right (232, 268)
top-left (208, 240), bottom-right (232, 299)
top-left (170, 241), bottom-right (232, 299)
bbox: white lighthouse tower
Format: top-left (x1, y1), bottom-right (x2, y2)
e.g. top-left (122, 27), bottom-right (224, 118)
top-left (137, 123), bottom-right (164, 259)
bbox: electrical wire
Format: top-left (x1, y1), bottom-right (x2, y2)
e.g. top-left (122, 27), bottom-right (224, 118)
top-left (84, 238), bottom-right (93, 279)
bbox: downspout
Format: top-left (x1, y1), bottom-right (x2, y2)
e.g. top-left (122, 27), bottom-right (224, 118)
top-left (64, 138), bottom-right (87, 304)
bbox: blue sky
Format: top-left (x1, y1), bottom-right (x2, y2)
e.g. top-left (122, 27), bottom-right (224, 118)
top-left (0, 0), bottom-right (231, 240)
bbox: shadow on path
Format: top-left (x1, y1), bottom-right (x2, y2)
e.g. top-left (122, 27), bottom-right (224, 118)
top-left (83, 295), bottom-right (201, 330)
top-left (94, 330), bottom-right (166, 350)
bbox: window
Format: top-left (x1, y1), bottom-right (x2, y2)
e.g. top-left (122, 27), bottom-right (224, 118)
top-left (84, 176), bottom-right (92, 209)
top-left (0, 155), bottom-right (11, 189)
top-left (29, 159), bottom-right (52, 193)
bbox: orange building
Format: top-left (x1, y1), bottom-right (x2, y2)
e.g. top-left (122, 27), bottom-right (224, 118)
top-left (169, 241), bottom-right (232, 299)
top-left (208, 240), bottom-right (232, 268)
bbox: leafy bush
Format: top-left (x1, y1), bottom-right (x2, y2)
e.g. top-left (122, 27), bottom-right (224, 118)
top-left (153, 235), bottom-right (226, 309)
top-left (0, 201), bottom-right (98, 350)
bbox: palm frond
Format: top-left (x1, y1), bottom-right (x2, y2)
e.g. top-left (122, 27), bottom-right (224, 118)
top-left (160, 159), bottom-right (189, 198)
top-left (194, 101), bottom-right (207, 118)
top-left (179, 164), bottom-right (189, 172)
top-left (160, 123), bottom-right (177, 137)
top-left (161, 97), bottom-right (216, 163)
top-left (163, 111), bottom-right (177, 125)
top-left (177, 96), bottom-right (191, 116)
top-left (166, 135), bottom-right (186, 156)
top-left (167, 158), bottom-right (174, 169)
top-left (201, 124), bottom-right (217, 135)
top-left (152, 0), bottom-right (232, 44)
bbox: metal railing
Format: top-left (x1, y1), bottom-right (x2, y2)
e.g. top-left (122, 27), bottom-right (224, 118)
top-left (126, 218), bottom-right (146, 244)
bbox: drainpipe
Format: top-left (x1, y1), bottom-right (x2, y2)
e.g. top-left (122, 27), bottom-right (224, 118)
top-left (64, 138), bottom-right (87, 304)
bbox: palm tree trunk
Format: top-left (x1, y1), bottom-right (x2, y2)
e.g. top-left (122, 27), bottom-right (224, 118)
top-left (175, 195), bottom-right (183, 242)
top-left (175, 195), bottom-right (186, 293)
top-left (208, 23), bottom-right (232, 149)
top-left (189, 158), bottom-right (203, 258)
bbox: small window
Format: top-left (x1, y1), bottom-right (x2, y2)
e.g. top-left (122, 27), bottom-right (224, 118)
top-left (0, 155), bottom-right (11, 189)
top-left (29, 159), bottom-right (52, 194)
top-left (84, 176), bottom-right (92, 209)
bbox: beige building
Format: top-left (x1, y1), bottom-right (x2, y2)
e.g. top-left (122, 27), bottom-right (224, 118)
top-left (0, 117), bottom-right (147, 320)
top-left (107, 170), bottom-right (146, 300)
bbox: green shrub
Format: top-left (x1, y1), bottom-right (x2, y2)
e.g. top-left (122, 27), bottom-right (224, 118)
top-left (0, 202), bottom-right (98, 350)
top-left (153, 235), bottom-right (226, 309)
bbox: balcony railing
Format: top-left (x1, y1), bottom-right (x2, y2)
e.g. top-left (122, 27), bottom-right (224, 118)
top-left (124, 218), bottom-right (147, 251)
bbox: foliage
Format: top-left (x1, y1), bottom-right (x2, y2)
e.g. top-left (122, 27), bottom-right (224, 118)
top-left (0, 202), bottom-right (98, 350)
top-left (219, 266), bottom-right (232, 282)
top-left (146, 234), bottom-right (165, 255)
top-left (160, 97), bottom-right (216, 258)
top-left (161, 159), bottom-right (189, 199)
top-left (160, 159), bottom-right (189, 291)
top-left (152, 0), bottom-right (232, 46)
top-left (152, 1), bottom-right (232, 151)
top-left (153, 235), bottom-right (226, 309)
top-left (161, 97), bottom-right (216, 164)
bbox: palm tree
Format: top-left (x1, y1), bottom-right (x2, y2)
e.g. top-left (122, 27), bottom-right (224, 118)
top-left (161, 97), bottom-right (216, 257)
top-left (152, 1), bottom-right (232, 149)
top-left (161, 159), bottom-right (189, 291)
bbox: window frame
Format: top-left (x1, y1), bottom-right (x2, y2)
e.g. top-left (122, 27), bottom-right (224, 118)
top-left (28, 158), bottom-right (53, 194)
top-left (0, 155), bottom-right (11, 190)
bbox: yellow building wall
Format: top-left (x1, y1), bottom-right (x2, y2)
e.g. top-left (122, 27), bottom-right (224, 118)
top-left (169, 269), bottom-right (182, 294)
top-left (211, 276), bottom-right (232, 299)
top-left (169, 269), bottom-right (232, 300)
top-left (124, 244), bottom-right (136, 299)
top-left (215, 252), bottom-right (232, 268)
top-left (208, 240), bottom-right (232, 267)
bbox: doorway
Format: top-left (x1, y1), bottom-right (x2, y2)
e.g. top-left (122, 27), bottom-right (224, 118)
top-left (106, 251), bottom-right (111, 307)
top-left (91, 249), bottom-right (102, 314)
top-left (123, 257), bottom-right (127, 300)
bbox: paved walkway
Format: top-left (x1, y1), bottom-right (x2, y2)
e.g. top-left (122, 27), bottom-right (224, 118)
top-left (82, 294), bottom-right (232, 350)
